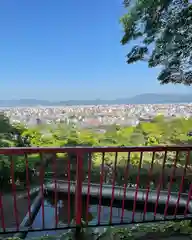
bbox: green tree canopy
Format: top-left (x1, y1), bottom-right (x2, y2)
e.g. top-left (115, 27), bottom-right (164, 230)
top-left (121, 0), bottom-right (192, 85)
top-left (0, 113), bottom-right (13, 135)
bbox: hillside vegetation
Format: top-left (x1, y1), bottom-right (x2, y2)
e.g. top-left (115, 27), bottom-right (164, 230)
top-left (0, 113), bottom-right (192, 190)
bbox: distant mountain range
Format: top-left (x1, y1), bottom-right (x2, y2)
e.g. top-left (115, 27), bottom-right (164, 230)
top-left (0, 94), bottom-right (192, 107)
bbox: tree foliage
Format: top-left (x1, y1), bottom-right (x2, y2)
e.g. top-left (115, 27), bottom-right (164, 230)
top-left (120, 0), bottom-right (192, 85)
top-left (0, 111), bottom-right (192, 189)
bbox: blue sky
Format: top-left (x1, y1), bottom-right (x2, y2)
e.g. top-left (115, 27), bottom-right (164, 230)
top-left (0, 0), bottom-right (191, 101)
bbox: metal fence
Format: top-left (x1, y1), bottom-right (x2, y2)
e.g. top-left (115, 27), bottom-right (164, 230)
top-left (0, 146), bottom-right (192, 235)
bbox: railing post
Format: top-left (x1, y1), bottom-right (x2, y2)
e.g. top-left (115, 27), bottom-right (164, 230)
top-left (75, 151), bottom-right (83, 236)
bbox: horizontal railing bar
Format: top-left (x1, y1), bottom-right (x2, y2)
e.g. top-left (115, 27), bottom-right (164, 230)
top-left (46, 180), bottom-right (189, 197)
top-left (0, 145), bottom-right (192, 154)
top-left (45, 183), bottom-right (192, 212)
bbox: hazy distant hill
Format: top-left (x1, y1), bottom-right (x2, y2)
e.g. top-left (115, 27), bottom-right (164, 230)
top-left (124, 94), bottom-right (192, 104)
top-left (0, 99), bottom-right (52, 107)
top-left (0, 94), bottom-right (192, 107)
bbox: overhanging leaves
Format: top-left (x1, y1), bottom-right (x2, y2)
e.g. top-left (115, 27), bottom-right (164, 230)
top-left (121, 0), bottom-right (192, 85)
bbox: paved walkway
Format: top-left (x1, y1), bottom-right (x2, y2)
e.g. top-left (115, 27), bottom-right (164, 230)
top-left (1, 193), bottom-right (30, 228)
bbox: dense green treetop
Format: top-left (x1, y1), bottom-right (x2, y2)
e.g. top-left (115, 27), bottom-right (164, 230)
top-left (1, 112), bottom-right (192, 149)
top-left (0, 111), bottom-right (192, 175)
top-left (120, 0), bottom-right (192, 85)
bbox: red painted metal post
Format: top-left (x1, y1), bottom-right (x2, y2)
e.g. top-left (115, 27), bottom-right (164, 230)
top-left (75, 151), bottom-right (83, 228)
top-left (109, 152), bottom-right (118, 224)
top-left (10, 156), bottom-right (19, 231)
top-left (164, 151), bottom-right (178, 217)
top-left (67, 158), bottom-right (71, 226)
top-left (143, 151), bottom-right (155, 220)
top-left (174, 150), bottom-right (190, 216)
top-left (121, 151), bottom-right (131, 223)
top-left (52, 153), bottom-right (58, 228)
top-left (25, 153), bottom-right (32, 225)
top-left (86, 153), bottom-right (92, 225)
top-left (98, 153), bottom-right (105, 225)
top-left (39, 153), bottom-right (45, 229)
top-left (132, 152), bottom-right (143, 222)
top-left (154, 151), bottom-right (167, 218)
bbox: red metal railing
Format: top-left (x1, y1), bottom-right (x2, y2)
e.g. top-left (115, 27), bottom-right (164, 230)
top-left (0, 146), bottom-right (192, 234)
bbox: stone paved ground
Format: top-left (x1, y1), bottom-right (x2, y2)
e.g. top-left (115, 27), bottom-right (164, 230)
top-left (0, 191), bottom-right (32, 239)
top-left (1, 193), bottom-right (30, 229)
